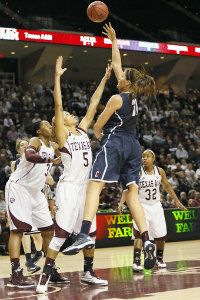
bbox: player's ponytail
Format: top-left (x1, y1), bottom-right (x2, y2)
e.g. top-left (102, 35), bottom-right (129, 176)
top-left (125, 67), bottom-right (156, 97)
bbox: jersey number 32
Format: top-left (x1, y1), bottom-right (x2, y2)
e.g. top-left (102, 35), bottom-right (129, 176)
top-left (145, 188), bottom-right (156, 201)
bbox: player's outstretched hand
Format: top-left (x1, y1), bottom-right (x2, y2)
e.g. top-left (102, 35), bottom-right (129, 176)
top-left (175, 200), bottom-right (187, 211)
top-left (102, 22), bottom-right (116, 42)
top-left (55, 56), bottom-right (67, 77)
top-left (103, 64), bottom-right (113, 81)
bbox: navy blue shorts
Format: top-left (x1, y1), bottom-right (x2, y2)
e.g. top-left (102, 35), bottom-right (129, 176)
top-left (90, 132), bottom-right (141, 189)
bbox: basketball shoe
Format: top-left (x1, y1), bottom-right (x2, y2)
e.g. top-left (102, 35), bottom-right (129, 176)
top-left (143, 241), bottom-right (156, 270)
top-left (26, 260), bottom-right (41, 274)
top-left (36, 266), bottom-right (70, 294)
top-left (81, 270), bottom-right (108, 286)
top-left (49, 267), bottom-right (70, 284)
top-left (133, 258), bottom-right (144, 272)
top-left (62, 233), bottom-right (94, 255)
top-left (156, 257), bottom-right (167, 268)
top-left (7, 268), bottom-right (35, 288)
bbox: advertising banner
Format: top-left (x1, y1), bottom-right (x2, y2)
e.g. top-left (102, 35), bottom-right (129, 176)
top-left (96, 208), bottom-right (200, 248)
top-left (1, 27), bottom-right (200, 57)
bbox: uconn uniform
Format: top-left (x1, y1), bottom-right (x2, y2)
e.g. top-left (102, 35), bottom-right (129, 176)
top-left (133, 166), bottom-right (167, 239)
top-left (5, 140), bottom-right (54, 231)
top-left (55, 128), bottom-right (96, 237)
top-left (91, 92), bottom-right (141, 188)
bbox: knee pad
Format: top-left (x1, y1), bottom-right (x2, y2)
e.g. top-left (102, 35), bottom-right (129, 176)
top-left (49, 237), bottom-right (66, 252)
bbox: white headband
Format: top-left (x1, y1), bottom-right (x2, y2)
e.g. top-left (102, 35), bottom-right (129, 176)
top-left (143, 149), bottom-right (156, 159)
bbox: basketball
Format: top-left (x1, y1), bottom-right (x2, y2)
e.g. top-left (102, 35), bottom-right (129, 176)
top-left (87, 1), bottom-right (109, 23)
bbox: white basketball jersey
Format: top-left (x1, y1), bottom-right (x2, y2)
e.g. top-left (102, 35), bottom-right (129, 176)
top-left (10, 140), bottom-right (54, 190)
top-left (59, 128), bottom-right (92, 184)
top-left (139, 166), bottom-right (161, 205)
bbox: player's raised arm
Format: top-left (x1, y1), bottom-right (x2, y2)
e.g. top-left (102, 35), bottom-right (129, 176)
top-left (159, 167), bottom-right (187, 210)
top-left (93, 95), bottom-right (122, 139)
top-left (79, 64), bottom-right (112, 132)
top-left (54, 56), bottom-right (67, 148)
top-left (102, 23), bottom-right (124, 80)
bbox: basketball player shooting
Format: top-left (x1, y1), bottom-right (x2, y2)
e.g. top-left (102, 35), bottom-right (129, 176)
top-left (63, 23), bottom-right (157, 270)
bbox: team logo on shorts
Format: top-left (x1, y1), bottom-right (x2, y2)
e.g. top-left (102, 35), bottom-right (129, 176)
top-left (10, 197), bottom-right (15, 203)
top-left (95, 171), bottom-right (100, 178)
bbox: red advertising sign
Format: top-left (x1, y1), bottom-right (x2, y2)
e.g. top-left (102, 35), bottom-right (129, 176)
top-left (1, 27), bottom-right (200, 57)
top-left (96, 213), bottom-right (133, 248)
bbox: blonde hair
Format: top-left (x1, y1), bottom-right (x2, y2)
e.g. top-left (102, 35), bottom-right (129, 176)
top-left (15, 138), bottom-right (29, 153)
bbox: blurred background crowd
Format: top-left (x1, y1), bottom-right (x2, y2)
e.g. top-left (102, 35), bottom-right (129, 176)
top-left (0, 80), bottom-right (199, 211)
top-left (0, 0), bottom-right (200, 271)
top-left (0, 77), bottom-right (200, 255)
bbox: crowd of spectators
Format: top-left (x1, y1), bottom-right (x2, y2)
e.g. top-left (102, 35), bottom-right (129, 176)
top-left (0, 78), bottom-right (200, 255)
top-left (0, 80), bottom-right (200, 216)
top-left (138, 87), bottom-right (200, 208)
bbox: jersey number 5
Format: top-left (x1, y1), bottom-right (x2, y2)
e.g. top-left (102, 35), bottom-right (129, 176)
top-left (83, 152), bottom-right (89, 167)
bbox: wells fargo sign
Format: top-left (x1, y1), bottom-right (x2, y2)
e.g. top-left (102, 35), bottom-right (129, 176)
top-left (96, 208), bottom-right (200, 248)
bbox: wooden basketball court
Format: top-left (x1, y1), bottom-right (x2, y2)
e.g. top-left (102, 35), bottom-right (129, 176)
top-left (0, 240), bottom-right (200, 300)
